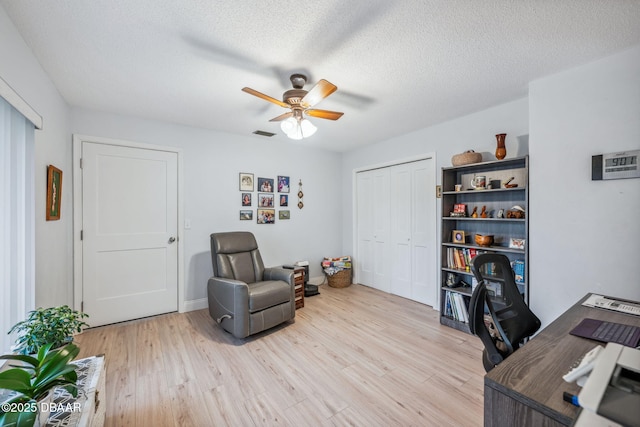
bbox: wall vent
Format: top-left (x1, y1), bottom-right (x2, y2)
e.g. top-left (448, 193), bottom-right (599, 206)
top-left (253, 130), bottom-right (276, 137)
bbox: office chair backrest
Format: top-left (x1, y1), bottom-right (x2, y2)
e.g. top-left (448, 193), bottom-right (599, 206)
top-left (210, 232), bottom-right (265, 284)
top-left (469, 253), bottom-right (541, 372)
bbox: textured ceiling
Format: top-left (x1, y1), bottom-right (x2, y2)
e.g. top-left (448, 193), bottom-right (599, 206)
top-left (3, 0), bottom-right (640, 152)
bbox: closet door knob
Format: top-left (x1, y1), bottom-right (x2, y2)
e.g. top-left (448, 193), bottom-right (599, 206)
top-left (168, 237), bottom-right (176, 243)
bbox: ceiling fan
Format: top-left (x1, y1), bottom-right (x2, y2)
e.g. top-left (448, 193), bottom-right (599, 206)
top-left (242, 74), bottom-right (344, 140)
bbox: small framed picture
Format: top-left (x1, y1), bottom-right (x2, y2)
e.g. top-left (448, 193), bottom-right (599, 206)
top-left (239, 173), bottom-right (254, 191)
top-left (240, 210), bottom-right (253, 220)
top-left (258, 193), bottom-right (274, 207)
top-left (258, 177), bottom-right (274, 192)
top-left (279, 194), bottom-right (288, 207)
top-left (452, 230), bottom-right (465, 244)
top-left (509, 238), bottom-right (526, 250)
top-left (46, 165), bottom-right (63, 221)
top-left (453, 204), bottom-right (466, 214)
top-left (279, 210), bottom-right (290, 220)
top-left (241, 193), bottom-right (252, 206)
top-left (257, 209), bottom-right (275, 224)
top-left (277, 176), bottom-right (290, 193)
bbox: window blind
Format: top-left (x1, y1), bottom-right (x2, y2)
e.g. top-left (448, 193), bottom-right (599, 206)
top-left (0, 97), bottom-right (35, 354)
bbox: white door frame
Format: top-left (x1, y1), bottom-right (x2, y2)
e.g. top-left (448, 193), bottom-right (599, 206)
top-left (352, 152), bottom-right (438, 306)
top-left (72, 134), bottom-right (185, 314)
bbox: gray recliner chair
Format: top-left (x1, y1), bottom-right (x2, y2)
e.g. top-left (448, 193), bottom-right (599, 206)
top-left (207, 231), bottom-right (295, 338)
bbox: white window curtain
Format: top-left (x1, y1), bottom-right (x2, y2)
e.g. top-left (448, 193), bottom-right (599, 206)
top-left (0, 96), bottom-right (35, 354)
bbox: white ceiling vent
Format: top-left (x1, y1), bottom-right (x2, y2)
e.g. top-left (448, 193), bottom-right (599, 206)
top-left (253, 130), bottom-right (276, 137)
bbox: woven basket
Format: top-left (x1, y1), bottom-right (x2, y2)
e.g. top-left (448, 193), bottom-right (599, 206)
top-left (327, 269), bottom-right (352, 288)
top-left (451, 150), bottom-right (482, 166)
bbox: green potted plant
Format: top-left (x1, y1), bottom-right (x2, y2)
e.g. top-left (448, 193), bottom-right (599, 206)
top-left (0, 343), bottom-right (80, 427)
top-left (8, 306), bottom-right (89, 355)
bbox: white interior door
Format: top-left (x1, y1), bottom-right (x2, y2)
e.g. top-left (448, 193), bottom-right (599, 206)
top-left (390, 164), bottom-right (412, 299)
top-left (81, 142), bottom-right (178, 326)
top-left (371, 168), bottom-right (390, 293)
top-left (410, 161), bottom-right (436, 306)
top-left (356, 168), bottom-right (390, 292)
top-left (356, 172), bottom-right (373, 286)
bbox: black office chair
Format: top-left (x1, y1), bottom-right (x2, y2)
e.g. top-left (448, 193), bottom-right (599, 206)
top-left (469, 253), bottom-right (541, 372)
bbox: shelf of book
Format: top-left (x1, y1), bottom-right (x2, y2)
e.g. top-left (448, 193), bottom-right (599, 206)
top-left (439, 156), bottom-right (529, 333)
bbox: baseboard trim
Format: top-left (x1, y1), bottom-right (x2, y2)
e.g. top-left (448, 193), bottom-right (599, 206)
top-left (183, 298), bottom-right (208, 312)
top-left (308, 275), bottom-right (327, 286)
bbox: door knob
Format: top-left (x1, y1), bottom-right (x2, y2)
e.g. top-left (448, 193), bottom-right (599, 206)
top-left (168, 237), bottom-right (176, 243)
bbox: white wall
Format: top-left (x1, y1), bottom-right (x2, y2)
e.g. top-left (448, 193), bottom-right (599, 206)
top-left (0, 7), bottom-right (72, 308)
top-left (529, 45), bottom-right (640, 326)
top-left (70, 109), bottom-right (343, 306)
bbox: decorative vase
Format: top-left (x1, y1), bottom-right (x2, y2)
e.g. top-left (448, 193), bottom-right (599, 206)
top-left (495, 133), bottom-right (507, 160)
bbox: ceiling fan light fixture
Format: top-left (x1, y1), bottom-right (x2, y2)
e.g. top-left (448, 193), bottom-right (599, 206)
top-left (300, 118), bottom-right (317, 137)
top-left (280, 117), bottom-right (298, 135)
top-left (281, 117), bottom-right (316, 140)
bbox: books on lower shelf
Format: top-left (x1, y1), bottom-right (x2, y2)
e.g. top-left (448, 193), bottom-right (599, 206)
top-left (446, 248), bottom-right (526, 284)
top-left (511, 259), bottom-right (525, 282)
top-left (444, 291), bottom-right (469, 323)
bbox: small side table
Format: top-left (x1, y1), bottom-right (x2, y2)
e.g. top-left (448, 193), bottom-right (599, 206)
top-left (293, 267), bottom-right (305, 309)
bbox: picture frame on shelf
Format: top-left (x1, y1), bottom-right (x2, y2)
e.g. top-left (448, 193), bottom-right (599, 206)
top-left (257, 209), bottom-right (275, 224)
top-left (509, 238), bottom-right (526, 250)
top-left (279, 210), bottom-right (290, 220)
top-left (450, 203), bottom-right (467, 217)
top-left (258, 177), bottom-right (274, 192)
top-left (277, 176), bottom-right (290, 193)
top-left (452, 230), bottom-right (465, 244)
top-left (46, 165), bottom-right (63, 221)
top-left (258, 193), bottom-right (274, 207)
top-left (240, 210), bottom-right (253, 221)
top-left (241, 193), bottom-right (252, 206)
top-left (239, 173), bottom-right (254, 191)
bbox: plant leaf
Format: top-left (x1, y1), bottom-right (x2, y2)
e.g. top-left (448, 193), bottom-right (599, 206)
top-left (0, 353), bottom-right (39, 367)
top-left (33, 365), bottom-right (77, 391)
top-left (0, 398), bottom-right (38, 426)
top-left (36, 342), bottom-right (54, 362)
top-left (61, 384), bottom-right (78, 397)
top-left (40, 342), bottom-right (78, 366)
top-left (0, 368), bottom-right (32, 394)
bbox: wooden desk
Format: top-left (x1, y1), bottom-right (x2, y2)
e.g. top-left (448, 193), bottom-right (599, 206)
top-left (484, 293), bottom-right (640, 427)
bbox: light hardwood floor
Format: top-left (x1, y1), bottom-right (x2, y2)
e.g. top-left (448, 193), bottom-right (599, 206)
top-left (75, 284), bottom-right (485, 426)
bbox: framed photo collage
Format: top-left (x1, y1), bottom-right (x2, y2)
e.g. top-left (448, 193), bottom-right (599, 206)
top-left (239, 173), bottom-right (291, 224)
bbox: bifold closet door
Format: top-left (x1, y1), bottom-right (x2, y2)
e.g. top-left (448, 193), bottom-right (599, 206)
top-left (357, 158), bottom-right (436, 307)
top-left (409, 161), bottom-right (435, 307)
top-left (390, 164), bottom-right (412, 299)
top-left (389, 161), bottom-right (435, 306)
top-left (356, 168), bottom-right (390, 293)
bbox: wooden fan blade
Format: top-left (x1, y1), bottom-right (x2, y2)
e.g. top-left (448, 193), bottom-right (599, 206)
top-left (300, 79), bottom-right (337, 108)
top-left (269, 112), bottom-right (294, 122)
top-left (305, 109), bottom-right (344, 120)
top-left (242, 87), bottom-right (290, 108)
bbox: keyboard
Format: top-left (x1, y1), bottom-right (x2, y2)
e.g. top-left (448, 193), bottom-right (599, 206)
top-left (593, 321), bottom-right (638, 346)
top-left (570, 318), bottom-right (640, 348)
